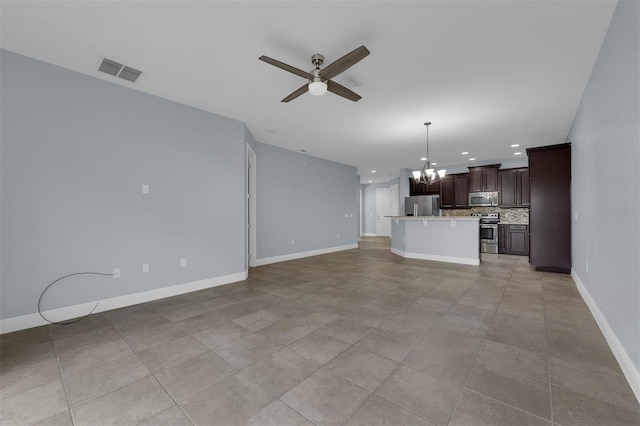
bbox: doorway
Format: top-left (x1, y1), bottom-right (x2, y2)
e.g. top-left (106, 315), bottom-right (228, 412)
top-left (376, 188), bottom-right (391, 237)
top-left (247, 145), bottom-right (257, 267)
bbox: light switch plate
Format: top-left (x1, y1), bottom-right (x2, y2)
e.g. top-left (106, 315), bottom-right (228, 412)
top-left (142, 184), bottom-right (150, 194)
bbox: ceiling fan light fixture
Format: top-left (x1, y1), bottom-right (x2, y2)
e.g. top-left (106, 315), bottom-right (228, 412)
top-left (308, 79), bottom-right (327, 96)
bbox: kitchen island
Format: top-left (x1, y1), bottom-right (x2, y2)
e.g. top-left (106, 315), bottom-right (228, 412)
top-left (388, 216), bottom-right (480, 265)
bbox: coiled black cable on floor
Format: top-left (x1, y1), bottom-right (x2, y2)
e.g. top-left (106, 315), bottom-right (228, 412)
top-left (38, 271), bottom-right (115, 325)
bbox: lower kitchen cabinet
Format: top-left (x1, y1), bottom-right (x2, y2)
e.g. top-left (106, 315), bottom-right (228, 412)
top-left (498, 224), bottom-right (529, 256)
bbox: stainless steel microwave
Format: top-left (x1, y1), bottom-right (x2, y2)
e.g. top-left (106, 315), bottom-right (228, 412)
top-left (469, 191), bottom-right (498, 207)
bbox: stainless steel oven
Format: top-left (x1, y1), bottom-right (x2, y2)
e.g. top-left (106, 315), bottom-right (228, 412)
top-left (479, 224), bottom-right (498, 254)
top-left (472, 213), bottom-right (500, 254)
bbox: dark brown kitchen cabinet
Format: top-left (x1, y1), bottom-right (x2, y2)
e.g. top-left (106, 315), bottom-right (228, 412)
top-left (468, 165), bottom-right (500, 192)
top-left (453, 174), bottom-right (469, 208)
top-left (499, 168), bottom-right (530, 207)
top-left (499, 224), bottom-right (529, 256)
top-left (527, 143), bottom-right (571, 273)
top-left (439, 176), bottom-right (454, 208)
top-left (498, 225), bottom-right (508, 253)
top-left (409, 178), bottom-right (440, 196)
top-left (439, 173), bottom-right (468, 208)
top-left (520, 170), bottom-right (530, 206)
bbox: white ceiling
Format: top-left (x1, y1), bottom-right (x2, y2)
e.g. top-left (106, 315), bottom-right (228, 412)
top-left (0, 0), bottom-right (617, 183)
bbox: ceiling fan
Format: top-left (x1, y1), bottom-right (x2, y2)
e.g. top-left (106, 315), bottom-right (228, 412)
top-left (259, 45), bottom-right (370, 102)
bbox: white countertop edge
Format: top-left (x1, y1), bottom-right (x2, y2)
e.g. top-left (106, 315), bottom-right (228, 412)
top-left (386, 216), bottom-right (480, 221)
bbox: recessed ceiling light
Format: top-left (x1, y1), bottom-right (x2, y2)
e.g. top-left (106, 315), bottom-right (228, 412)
top-left (461, 151), bottom-right (469, 155)
top-left (469, 158), bottom-right (476, 161)
top-left (371, 170), bottom-right (376, 173)
top-left (420, 157), bottom-right (427, 161)
top-left (368, 180), bottom-right (373, 183)
top-left (511, 144), bottom-right (520, 148)
top-left (514, 152), bottom-right (522, 155)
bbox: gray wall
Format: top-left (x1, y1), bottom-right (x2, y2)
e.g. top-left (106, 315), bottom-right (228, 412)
top-left (255, 142), bottom-right (358, 259)
top-left (0, 50), bottom-right (247, 319)
top-left (399, 168), bottom-right (412, 214)
top-left (568, 0), bottom-right (640, 374)
top-left (361, 182), bottom-right (390, 235)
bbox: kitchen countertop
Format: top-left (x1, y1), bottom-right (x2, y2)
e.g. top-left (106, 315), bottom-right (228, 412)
top-left (498, 221), bottom-right (529, 225)
top-left (386, 216), bottom-right (479, 221)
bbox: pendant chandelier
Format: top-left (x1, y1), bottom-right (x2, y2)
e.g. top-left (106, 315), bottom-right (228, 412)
top-left (412, 122), bottom-right (446, 185)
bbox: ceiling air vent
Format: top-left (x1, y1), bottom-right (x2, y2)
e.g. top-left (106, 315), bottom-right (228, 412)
top-left (118, 66), bottom-right (142, 82)
top-left (98, 58), bottom-right (143, 83)
top-left (98, 58), bottom-right (123, 76)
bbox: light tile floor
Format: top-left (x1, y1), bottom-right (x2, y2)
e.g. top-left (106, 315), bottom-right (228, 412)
top-left (1, 237), bottom-right (638, 425)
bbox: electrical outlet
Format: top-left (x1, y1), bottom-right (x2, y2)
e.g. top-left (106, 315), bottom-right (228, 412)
top-left (142, 263), bottom-right (149, 273)
top-left (291, 238), bottom-right (295, 245)
top-left (112, 268), bottom-right (120, 279)
top-left (142, 184), bottom-right (150, 194)
top-left (180, 258), bottom-right (187, 268)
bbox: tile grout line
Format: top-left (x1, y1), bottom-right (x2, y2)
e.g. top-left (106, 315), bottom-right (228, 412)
top-left (108, 319), bottom-right (198, 426)
top-left (49, 326), bottom-right (77, 426)
top-left (544, 293), bottom-right (555, 426)
top-left (463, 388), bottom-right (554, 424)
top-left (448, 263), bottom-right (513, 425)
top-left (369, 374), bottom-right (441, 425)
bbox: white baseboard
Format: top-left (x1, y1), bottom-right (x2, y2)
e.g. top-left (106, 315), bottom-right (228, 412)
top-left (391, 248), bottom-right (480, 266)
top-left (361, 233), bottom-right (378, 237)
top-left (0, 271), bottom-right (248, 335)
top-left (571, 268), bottom-right (640, 403)
top-left (253, 244), bottom-right (358, 267)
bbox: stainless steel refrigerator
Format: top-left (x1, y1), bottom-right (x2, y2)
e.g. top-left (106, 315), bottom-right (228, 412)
top-left (404, 195), bottom-right (441, 216)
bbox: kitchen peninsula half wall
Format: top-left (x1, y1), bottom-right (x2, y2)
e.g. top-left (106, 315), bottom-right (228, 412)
top-left (389, 216), bottom-right (480, 265)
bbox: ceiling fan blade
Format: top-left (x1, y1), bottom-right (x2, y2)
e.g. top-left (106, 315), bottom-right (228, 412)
top-left (327, 80), bottom-right (362, 102)
top-left (319, 45), bottom-right (370, 80)
top-left (281, 84), bottom-right (309, 103)
top-left (259, 55), bottom-right (314, 80)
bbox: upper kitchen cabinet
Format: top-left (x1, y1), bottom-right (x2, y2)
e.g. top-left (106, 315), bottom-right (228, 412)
top-left (440, 176), bottom-right (454, 208)
top-left (440, 173), bottom-right (469, 208)
top-left (409, 178), bottom-right (440, 196)
top-left (527, 143), bottom-right (571, 273)
top-left (468, 165), bottom-right (500, 192)
top-left (454, 174), bottom-right (470, 208)
top-left (499, 168), bottom-right (530, 207)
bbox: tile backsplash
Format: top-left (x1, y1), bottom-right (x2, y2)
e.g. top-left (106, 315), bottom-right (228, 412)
top-left (442, 207), bottom-right (529, 224)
